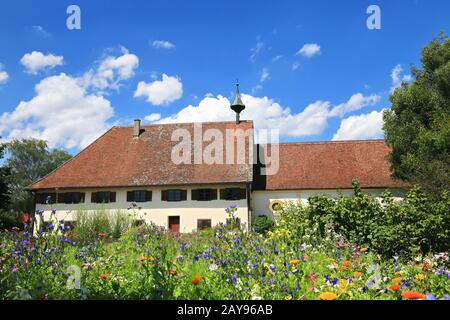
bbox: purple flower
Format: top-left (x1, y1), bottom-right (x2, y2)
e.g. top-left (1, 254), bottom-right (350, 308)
top-left (269, 264), bottom-right (277, 274)
top-left (426, 294), bottom-right (437, 300)
top-left (230, 203), bottom-right (238, 209)
top-left (231, 275), bottom-right (237, 283)
top-left (292, 269), bottom-right (299, 275)
top-left (443, 295), bottom-right (450, 301)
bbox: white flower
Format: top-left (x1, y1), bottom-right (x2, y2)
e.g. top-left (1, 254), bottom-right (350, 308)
top-left (252, 296), bottom-right (262, 300)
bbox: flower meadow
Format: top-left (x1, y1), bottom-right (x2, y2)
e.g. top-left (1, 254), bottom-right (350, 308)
top-left (1, 204), bottom-right (449, 301)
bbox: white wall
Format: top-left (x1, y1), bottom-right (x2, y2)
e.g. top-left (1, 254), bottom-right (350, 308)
top-left (35, 184), bottom-right (249, 233)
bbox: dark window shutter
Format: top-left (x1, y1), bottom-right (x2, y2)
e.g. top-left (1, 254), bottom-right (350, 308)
top-left (36, 193), bottom-right (43, 204)
top-left (91, 192), bottom-right (97, 203)
top-left (127, 191), bottom-right (133, 202)
top-left (110, 192), bottom-right (116, 203)
top-left (191, 189), bottom-right (199, 201)
top-left (146, 191), bottom-right (152, 202)
top-left (80, 193), bottom-right (86, 203)
top-left (161, 190), bottom-right (168, 201)
top-left (211, 189), bottom-right (218, 200)
top-left (239, 188), bottom-right (247, 200)
top-left (57, 193), bottom-right (65, 204)
top-left (220, 189), bottom-right (226, 200)
top-left (181, 190), bottom-right (187, 201)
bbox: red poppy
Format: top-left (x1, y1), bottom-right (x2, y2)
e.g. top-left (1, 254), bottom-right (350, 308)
top-left (389, 285), bottom-right (400, 292)
top-left (100, 273), bottom-right (109, 279)
top-left (192, 275), bottom-right (202, 285)
top-left (342, 260), bottom-right (352, 267)
top-left (98, 233), bottom-right (106, 238)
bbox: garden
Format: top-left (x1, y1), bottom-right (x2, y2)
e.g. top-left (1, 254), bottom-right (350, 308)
top-left (1, 182), bottom-right (449, 300)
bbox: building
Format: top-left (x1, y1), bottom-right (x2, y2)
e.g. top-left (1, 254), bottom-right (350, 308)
top-left (28, 85), bottom-right (407, 233)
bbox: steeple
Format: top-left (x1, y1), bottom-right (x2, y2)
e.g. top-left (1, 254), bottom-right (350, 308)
top-left (230, 81), bottom-right (246, 124)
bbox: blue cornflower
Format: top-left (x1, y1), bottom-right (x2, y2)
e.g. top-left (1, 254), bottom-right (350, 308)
top-left (426, 294), bottom-right (437, 300)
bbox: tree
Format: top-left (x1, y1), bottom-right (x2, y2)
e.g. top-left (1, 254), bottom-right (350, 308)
top-left (383, 33), bottom-right (450, 198)
top-left (0, 139), bottom-right (10, 210)
top-left (6, 139), bottom-right (72, 212)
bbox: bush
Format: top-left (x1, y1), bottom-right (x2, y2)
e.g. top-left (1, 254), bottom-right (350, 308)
top-left (0, 210), bottom-right (19, 230)
top-left (252, 215), bottom-right (275, 234)
top-left (278, 180), bottom-right (450, 258)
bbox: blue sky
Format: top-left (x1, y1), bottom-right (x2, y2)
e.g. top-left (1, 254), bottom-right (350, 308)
top-left (0, 0), bottom-right (449, 154)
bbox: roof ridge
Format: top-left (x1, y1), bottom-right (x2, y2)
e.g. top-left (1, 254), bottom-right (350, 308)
top-left (273, 140), bottom-right (386, 146)
top-left (26, 127), bottom-right (116, 190)
top-left (114, 120), bottom-right (254, 128)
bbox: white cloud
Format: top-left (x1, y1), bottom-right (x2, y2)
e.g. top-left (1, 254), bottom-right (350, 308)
top-left (147, 92), bottom-right (380, 139)
top-left (32, 26), bottom-right (51, 37)
top-left (20, 51), bottom-right (64, 74)
top-left (292, 62), bottom-right (300, 71)
top-left (144, 113), bottom-right (162, 122)
top-left (0, 67), bottom-right (8, 84)
top-left (152, 40), bottom-right (176, 49)
top-left (81, 47), bottom-right (139, 91)
top-left (332, 110), bottom-right (385, 141)
top-left (391, 64), bottom-right (412, 93)
top-left (329, 93), bottom-right (381, 117)
top-left (0, 73), bottom-right (114, 149)
top-left (260, 68), bottom-right (270, 83)
top-left (134, 74), bottom-right (183, 106)
top-left (250, 38), bottom-right (264, 62)
top-left (296, 43), bottom-right (321, 58)
top-left (272, 55), bottom-right (283, 62)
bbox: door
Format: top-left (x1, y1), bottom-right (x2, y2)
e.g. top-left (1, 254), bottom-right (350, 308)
top-left (168, 216), bottom-right (180, 233)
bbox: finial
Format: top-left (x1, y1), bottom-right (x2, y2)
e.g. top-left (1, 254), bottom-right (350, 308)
top-left (231, 81), bottom-right (246, 124)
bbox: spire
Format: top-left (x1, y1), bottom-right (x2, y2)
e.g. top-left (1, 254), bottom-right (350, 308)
top-left (230, 81), bottom-right (246, 124)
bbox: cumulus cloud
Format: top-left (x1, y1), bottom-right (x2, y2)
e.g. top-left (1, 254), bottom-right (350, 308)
top-left (296, 43), bottom-right (321, 58)
top-left (1, 47), bottom-right (139, 149)
top-left (391, 64), bottom-right (412, 93)
top-left (144, 113), bottom-right (162, 122)
top-left (332, 110), bottom-right (385, 141)
top-left (81, 47), bottom-right (139, 91)
top-left (329, 93), bottom-right (381, 117)
top-left (20, 51), bottom-right (64, 74)
top-left (0, 65), bottom-right (8, 84)
top-left (147, 92), bottom-right (380, 139)
top-left (152, 40), bottom-right (176, 49)
top-left (259, 68), bottom-right (270, 83)
top-left (0, 73), bottom-right (114, 149)
top-left (134, 74), bottom-right (183, 106)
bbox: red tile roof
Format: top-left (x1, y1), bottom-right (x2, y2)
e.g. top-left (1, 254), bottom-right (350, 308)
top-left (255, 140), bottom-right (408, 190)
top-left (29, 121), bottom-right (254, 190)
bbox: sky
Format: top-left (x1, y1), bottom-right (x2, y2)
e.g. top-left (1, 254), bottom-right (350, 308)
top-left (0, 0), bottom-right (449, 154)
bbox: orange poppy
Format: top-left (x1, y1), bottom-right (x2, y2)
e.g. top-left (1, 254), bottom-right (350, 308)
top-left (319, 292), bottom-right (337, 300)
top-left (192, 275), bottom-right (202, 285)
top-left (360, 248), bottom-right (368, 253)
top-left (98, 233), bottom-right (106, 238)
top-left (303, 255), bottom-right (310, 261)
top-left (136, 257), bottom-right (147, 262)
top-left (353, 271), bottom-right (362, 278)
top-left (392, 277), bottom-right (402, 284)
top-left (290, 259), bottom-right (301, 266)
top-left (389, 285), bottom-right (400, 292)
top-left (100, 273), bottom-right (109, 279)
top-left (342, 260), bottom-right (352, 267)
top-left (401, 291), bottom-right (424, 300)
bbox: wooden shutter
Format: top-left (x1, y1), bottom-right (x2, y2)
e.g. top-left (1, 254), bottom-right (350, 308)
top-left (161, 190), bottom-right (168, 201)
top-left (91, 192), bottom-right (97, 203)
top-left (58, 193), bottom-right (66, 204)
top-left (36, 193), bottom-right (44, 204)
top-left (146, 191), bottom-right (152, 202)
top-left (127, 191), bottom-right (133, 202)
top-left (110, 192), bottom-right (116, 203)
top-left (220, 189), bottom-right (226, 200)
top-left (181, 190), bottom-right (187, 201)
top-left (191, 189), bottom-right (199, 201)
top-left (211, 189), bottom-right (218, 200)
top-left (239, 188), bottom-right (247, 200)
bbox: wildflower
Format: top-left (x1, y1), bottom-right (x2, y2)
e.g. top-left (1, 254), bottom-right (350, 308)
top-left (136, 257), bottom-right (147, 261)
top-left (302, 255), bottom-right (310, 261)
top-left (252, 296), bottom-right (262, 300)
top-left (292, 269), bottom-right (299, 275)
top-left (192, 275), bottom-right (202, 285)
top-left (426, 294), bottom-right (437, 300)
top-left (353, 271), bottom-right (362, 278)
top-left (415, 274), bottom-right (425, 281)
top-left (342, 260), bottom-right (352, 267)
top-left (100, 274), bottom-right (109, 279)
top-left (389, 285), bottom-right (400, 292)
top-left (98, 233), bottom-right (106, 238)
top-left (401, 291), bottom-right (424, 300)
top-left (395, 271), bottom-right (402, 276)
top-left (319, 292), bottom-right (337, 300)
top-left (360, 247), bottom-right (368, 253)
top-left (39, 293), bottom-right (48, 300)
top-left (169, 269), bottom-right (177, 276)
top-left (392, 277), bottom-right (402, 284)
top-left (290, 259), bottom-right (301, 266)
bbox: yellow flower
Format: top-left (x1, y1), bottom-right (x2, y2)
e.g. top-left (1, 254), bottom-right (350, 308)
top-left (319, 292), bottom-right (337, 300)
top-left (360, 247), bottom-right (368, 253)
top-left (415, 274), bottom-right (426, 281)
top-left (392, 277), bottom-right (402, 284)
top-left (290, 259), bottom-right (301, 266)
top-left (353, 271), bottom-right (362, 278)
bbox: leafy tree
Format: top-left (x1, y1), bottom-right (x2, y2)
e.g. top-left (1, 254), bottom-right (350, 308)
top-left (0, 139), bottom-right (10, 210)
top-left (6, 139), bottom-right (72, 212)
top-left (383, 33), bottom-right (450, 198)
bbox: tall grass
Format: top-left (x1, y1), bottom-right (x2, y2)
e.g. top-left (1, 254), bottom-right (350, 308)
top-left (73, 208), bottom-right (133, 242)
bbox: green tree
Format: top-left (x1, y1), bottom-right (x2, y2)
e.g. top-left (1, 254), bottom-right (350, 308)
top-left (0, 139), bottom-right (11, 210)
top-left (6, 139), bottom-right (72, 212)
top-left (384, 33), bottom-right (450, 198)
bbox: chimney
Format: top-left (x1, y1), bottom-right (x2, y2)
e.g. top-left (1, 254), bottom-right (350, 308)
top-left (133, 119), bottom-right (141, 138)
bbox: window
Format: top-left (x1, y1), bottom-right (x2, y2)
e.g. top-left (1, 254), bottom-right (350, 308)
top-left (38, 193), bottom-right (56, 204)
top-left (220, 188), bottom-right (247, 200)
top-left (62, 192), bottom-right (85, 204)
top-left (162, 190), bottom-right (187, 202)
top-left (127, 190), bottom-right (152, 202)
top-left (197, 219), bottom-right (212, 230)
top-left (91, 191), bottom-right (116, 204)
top-left (192, 189), bottom-right (217, 201)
